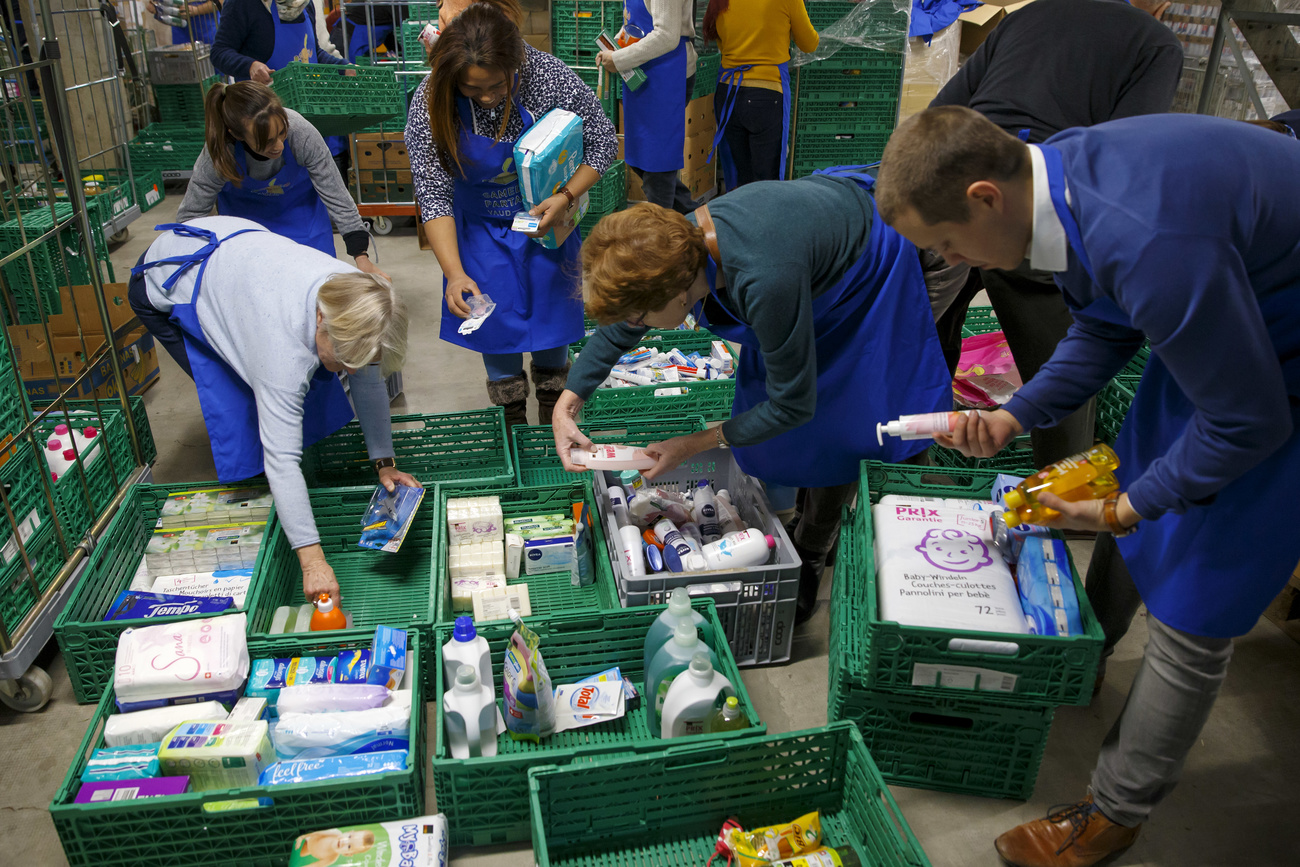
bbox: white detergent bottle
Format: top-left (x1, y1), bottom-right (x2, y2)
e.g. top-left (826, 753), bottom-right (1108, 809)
top-left (715, 490), bottom-right (743, 535)
top-left (645, 621), bottom-right (717, 736)
top-left (71, 426), bottom-right (102, 466)
top-left (45, 437), bottom-right (74, 480)
top-left (643, 586), bottom-right (716, 672)
top-left (660, 652), bottom-right (735, 739)
top-left (442, 664), bottom-right (498, 759)
top-left (442, 615), bottom-right (493, 695)
top-left (700, 530), bottom-right (776, 569)
top-left (693, 481), bottom-right (722, 542)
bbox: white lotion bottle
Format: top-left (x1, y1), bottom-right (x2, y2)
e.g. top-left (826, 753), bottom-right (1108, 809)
top-left (700, 530), bottom-right (776, 569)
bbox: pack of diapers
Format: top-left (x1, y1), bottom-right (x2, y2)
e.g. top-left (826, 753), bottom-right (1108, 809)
top-left (270, 692), bottom-right (412, 760)
top-left (114, 613), bottom-right (250, 706)
top-left (289, 814), bottom-right (448, 867)
top-left (872, 503), bottom-right (1027, 635)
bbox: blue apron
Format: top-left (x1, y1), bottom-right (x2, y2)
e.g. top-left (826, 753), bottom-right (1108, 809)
top-left (439, 96), bottom-right (584, 354)
top-left (1041, 144), bottom-right (1300, 638)
top-left (710, 62), bottom-right (791, 187)
top-left (171, 4), bottom-right (218, 44)
top-left (131, 224), bottom-right (357, 482)
top-left (697, 166), bottom-right (950, 486)
top-left (347, 22), bottom-right (394, 62)
top-left (255, 4), bottom-right (347, 157)
top-left (217, 138), bottom-right (335, 257)
top-left (621, 0), bottom-right (687, 172)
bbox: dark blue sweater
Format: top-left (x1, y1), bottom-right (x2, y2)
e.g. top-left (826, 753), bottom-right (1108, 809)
top-left (211, 0), bottom-right (344, 80)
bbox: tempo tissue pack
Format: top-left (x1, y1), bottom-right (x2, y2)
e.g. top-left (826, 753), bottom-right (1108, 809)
top-left (289, 813), bottom-right (448, 867)
top-left (103, 590), bottom-right (234, 621)
top-left (513, 109), bottom-right (589, 249)
top-left (150, 569), bottom-right (254, 607)
top-left (157, 720), bottom-right (275, 790)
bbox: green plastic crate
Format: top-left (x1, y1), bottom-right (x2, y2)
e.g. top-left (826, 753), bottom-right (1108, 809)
top-left (578, 202), bottom-right (620, 240)
top-left (794, 94), bottom-right (899, 131)
top-left (571, 330), bottom-right (736, 424)
top-left (51, 632), bottom-right (426, 867)
top-left (927, 434), bottom-right (1036, 474)
top-left (152, 75), bottom-right (219, 124)
top-left (961, 304), bottom-right (1000, 337)
top-left (53, 482), bottom-right (275, 704)
top-left (829, 461), bottom-right (1104, 709)
top-left (400, 19), bottom-right (437, 64)
top-left (300, 407), bottom-right (514, 488)
top-left (271, 62), bottom-right (406, 137)
top-left (408, 2), bottom-right (439, 18)
top-left (807, 0), bottom-right (909, 35)
top-left (511, 415), bottom-right (705, 486)
top-left (432, 477), bottom-right (617, 627)
top-left (39, 396), bottom-right (159, 468)
top-left (551, 0), bottom-right (621, 63)
top-left (133, 167), bottom-right (166, 213)
top-left (832, 686), bottom-right (1054, 800)
top-left (572, 66), bottom-right (621, 127)
top-left (790, 129), bottom-right (893, 174)
top-left (0, 202), bottom-right (111, 322)
top-left (128, 134), bottom-right (205, 173)
top-left (1095, 377), bottom-right (1137, 446)
top-left (244, 485), bottom-right (437, 646)
top-left (693, 51), bottom-right (721, 98)
top-left (587, 159), bottom-right (626, 213)
top-left (529, 721), bottom-right (931, 867)
top-left (0, 446), bottom-right (67, 637)
top-left (432, 601), bottom-right (765, 847)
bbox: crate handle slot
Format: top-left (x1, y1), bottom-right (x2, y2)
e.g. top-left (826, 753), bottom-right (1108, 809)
top-left (200, 795), bottom-right (276, 813)
top-left (906, 710), bottom-right (975, 730)
top-left (661, 749), bottom-right (730, 771)
top-left (946, 638), bottom-right (1020, 656)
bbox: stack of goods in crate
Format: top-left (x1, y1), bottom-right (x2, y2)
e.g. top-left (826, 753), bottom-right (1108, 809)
top-left (550, 0), bottom-right (623, 126)
top-left (579, 339), bottom-right (734, 395)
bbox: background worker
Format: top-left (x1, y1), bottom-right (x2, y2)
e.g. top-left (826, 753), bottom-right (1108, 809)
top-left (129, 216), bottom-right (417, 607)
top-left (406, 4), bottom-right (617, 429)
top-left (929, 0), bottom-right (1182, 466)
top-left (148, 0), bottom-right (222, 45)
top-left (702, 0), bottom-right (818, 187)
top-left (596, 0), bottom-right (698, 213)
top-left (178, 81), bottom-right (384, 272)
top-left (555, 174), bottom-right (950, 625)
top-left (876, 106), bottom-right (1300, 867)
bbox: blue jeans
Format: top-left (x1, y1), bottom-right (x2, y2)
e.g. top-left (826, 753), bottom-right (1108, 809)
top-left (482, 346), bottom-right (569, 381)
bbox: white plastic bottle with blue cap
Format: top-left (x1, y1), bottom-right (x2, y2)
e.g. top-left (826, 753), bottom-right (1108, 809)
top-left (643, 586), bottom-right (715, 672)
top-left (442, 615), bottom-right (493, 696)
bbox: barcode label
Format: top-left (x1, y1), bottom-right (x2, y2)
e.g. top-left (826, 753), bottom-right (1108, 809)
top-left (912, 663), bottom-right (1019, 693)
top-left (90, 786), bottom-right (141, 802)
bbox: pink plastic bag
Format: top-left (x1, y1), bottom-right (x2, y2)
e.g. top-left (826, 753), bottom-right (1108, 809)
top-left (954, 331), bottom-right (1022, 409)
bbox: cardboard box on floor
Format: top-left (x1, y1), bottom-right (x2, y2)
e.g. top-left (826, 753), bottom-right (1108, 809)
top-left (625, 95), bottom-right (718, 203)
top-left (7, 283), bottom-right (160, 402)
top-left (959, 0), bottom-right (1036, 56)
top-left (900, 25), bottom-right (962, 122)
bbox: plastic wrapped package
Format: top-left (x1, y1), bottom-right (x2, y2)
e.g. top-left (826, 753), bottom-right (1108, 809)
top-left (790, 0), bottom-right (912, 67)
top-left (900, 22), bottom-right (961, 120)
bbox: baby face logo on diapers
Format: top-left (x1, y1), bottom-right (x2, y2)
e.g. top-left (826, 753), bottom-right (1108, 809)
top-left (915, 528), bottom-right (994, 573)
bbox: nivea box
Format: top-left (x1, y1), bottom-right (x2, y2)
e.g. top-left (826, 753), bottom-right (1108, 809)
top-left (103, 590), bottom-right (234, 621)
top-left (514, 109), bottom-right (590, 249)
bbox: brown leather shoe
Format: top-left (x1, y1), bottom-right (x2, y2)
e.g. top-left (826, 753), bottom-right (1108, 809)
top-left (995, 797), bottom-right (1140, 867)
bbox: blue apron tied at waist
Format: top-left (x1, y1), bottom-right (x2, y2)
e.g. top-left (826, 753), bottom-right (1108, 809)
top-left (131, 223), bottom-right (265, 292)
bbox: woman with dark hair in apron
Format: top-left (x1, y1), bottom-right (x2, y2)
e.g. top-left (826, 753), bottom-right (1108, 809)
top-left (405, 3), bottom-right (617, 429)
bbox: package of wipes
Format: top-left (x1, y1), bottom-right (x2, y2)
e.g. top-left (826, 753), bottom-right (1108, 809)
top-left (289, 814), bottom-right (448, 867)
top-left (872, 504), bottom-right (1027, 635)
top-left (157, 720), bottom-right (275, 790)
top-left (103, 700), bottom-right (229, 746)
top-left (271, 692), bottom-right (413, 759)
top-left (114, 613), bottom-right (250, 706)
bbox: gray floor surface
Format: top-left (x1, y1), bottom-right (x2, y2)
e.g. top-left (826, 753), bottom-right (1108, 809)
top-left (2, 194), bottom-right (1297, 866)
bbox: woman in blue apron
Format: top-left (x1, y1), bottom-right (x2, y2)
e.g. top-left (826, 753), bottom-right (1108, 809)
top-left (405, 3), bottom-right (618, 428)
top-left (879, 107), bottom-right (1300, 866)
top-left (556, 168), bottom-right (950, 623)
top-left (128, 216), bottom-right (417, 607)
top-left (702, 0), bottom-right (818, 187)
top-left (177, 81), bottom-right (384, 272)
top-left (597, 0), bottom-right (698, 212)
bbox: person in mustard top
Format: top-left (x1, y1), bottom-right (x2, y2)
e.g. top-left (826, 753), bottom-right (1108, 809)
top-left (703, 0), bottom-right (818, 186)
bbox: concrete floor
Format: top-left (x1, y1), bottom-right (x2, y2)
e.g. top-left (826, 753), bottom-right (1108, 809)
top-left (2, 193), bottom-right (1298, 866)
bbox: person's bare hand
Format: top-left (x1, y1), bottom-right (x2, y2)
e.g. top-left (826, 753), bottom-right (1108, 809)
top-left (934, 409), bottom-right (1022, 458)
top-left (596, 49), bottom-right (618, 74)
top-left (249, 61), bottom-right (273, 84)
top-left (378, 465), bottom-right (421, 492)
top-left (445, 274), bottom-right (481, 319)
top-left (354, 254), bottom-right (391, 281)
top-left (302, 558), bottom-right (340, 607)
top-left (553, 390), bottom-right (592, 472)
top-left (528, 194), bottom-right (571, 236)
top-left (641, 431), bottom-right (709, 480)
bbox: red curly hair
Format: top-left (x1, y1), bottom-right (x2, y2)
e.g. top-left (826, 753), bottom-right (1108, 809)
top-left (581, 204), bottom-right (709, 324)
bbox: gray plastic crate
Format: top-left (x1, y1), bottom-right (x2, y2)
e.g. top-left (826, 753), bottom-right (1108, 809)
top-left (147, 43), bottom-right (214, 84)
top-left (592, 446), bottom-right (800, 666)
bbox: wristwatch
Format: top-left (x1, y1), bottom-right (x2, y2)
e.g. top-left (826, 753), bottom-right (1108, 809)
top-left (1103, 491), bottom-right (1137, 537)
top-left (374, 457), bottom-right (396, 474)
top-left (557, 185), bottom-right (576, 207)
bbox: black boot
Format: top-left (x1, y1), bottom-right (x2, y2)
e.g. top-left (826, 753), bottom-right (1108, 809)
top-left (530, 360), bottom-right (570, 427)
top-left (793, 541), bottom-right (828, 626)
top-left (486, 373), bottom-right (529, 433)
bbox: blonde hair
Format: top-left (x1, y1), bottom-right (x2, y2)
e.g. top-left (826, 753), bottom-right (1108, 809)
top-left (316, 273), bottom-right (409, 376)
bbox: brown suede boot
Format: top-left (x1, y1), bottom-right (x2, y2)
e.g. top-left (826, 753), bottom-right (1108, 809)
top-left (530, 360), bottom-right (570, 427)
top-left (485, 373), bottom-right (529, 433)
top-left (995, 797), bottom-right (1140, 867)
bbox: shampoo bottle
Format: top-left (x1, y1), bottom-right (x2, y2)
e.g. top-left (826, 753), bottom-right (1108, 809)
top-left (443, 664), bottom-right (498, 759)
top-left (660, 653), bottom-right (735, 738)
top-left (1001, 444), bottom-right (1121, 528)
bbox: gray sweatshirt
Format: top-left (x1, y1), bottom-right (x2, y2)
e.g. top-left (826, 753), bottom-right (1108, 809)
top-left (142, 216), bottom-right (395, 548)
top-left (177, 109), bottom-right (371, 258)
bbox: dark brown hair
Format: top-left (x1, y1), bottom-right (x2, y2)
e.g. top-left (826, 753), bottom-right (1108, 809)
top-left (203, 81), bottom-right (289, 186)
top-left (702, 0), bottom-right (729, 42)
top-left (581, 204), bottom-right (708, 324)
top-left (876, 105), bottom-right (1029, 225)
top-left (425, 3), bottom-right (526, 178)
top-left (1247, 119), bottom-right (1292, 135)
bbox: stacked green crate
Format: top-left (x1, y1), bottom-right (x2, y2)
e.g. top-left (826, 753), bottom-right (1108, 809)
top-left (1, 98), bottom-right (45, 162)
top-left (827, 461), bottom-right (1106, 799)
top-left (512, 416), bottom-right (704, 486)
top-left (271, 62), bottom-right (406, 136)
top-left (0, 446), bottom-right (65, 641)
top-left (152, 74), bottom-right (218, 125)
top-left (788, 1), bottom-right (908, 177)
top-left (133, 167), bottom-right (166, 213)
top-left (578, 159), bottom-right (626, 238)
top-left (693, 50), bottom-right (721, 98)
top-left (128, 123), bottom-right (206, 175)
top-left (400, 17), bottom-right (437, 64)
top-left (553, 0), bottom-right (622, 126)
top-left (0, 202), bottom-right (113, 324)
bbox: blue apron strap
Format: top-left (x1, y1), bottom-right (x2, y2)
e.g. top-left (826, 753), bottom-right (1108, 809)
top-left (1036, 144), bottom-right (1096, 282)
top-left (131, 225), bottom-right (265, 292)
top-left (1017, 128), bottom-right (1031, 142)
top-left (811, 164), bottom-right (877, 191)
top-left (709, 64), bottom-right (754, 163)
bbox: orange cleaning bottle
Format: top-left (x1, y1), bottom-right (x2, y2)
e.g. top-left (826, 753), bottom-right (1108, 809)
top-left (309, 593), bottom-right (346, 631)
top-left (1001, 443), bottom-right (1122, 527)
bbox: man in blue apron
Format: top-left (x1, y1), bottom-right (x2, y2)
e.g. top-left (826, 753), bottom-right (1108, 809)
top-left (877, 106), bottom-right (1300, 867)
top-left (128, 216), bottom-right (415, 606)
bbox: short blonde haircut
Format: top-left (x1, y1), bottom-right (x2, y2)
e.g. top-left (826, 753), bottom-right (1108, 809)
top-left (316, 273), bottom-right (409, 376)
top-left (582, 204), bottom-right (707, 324)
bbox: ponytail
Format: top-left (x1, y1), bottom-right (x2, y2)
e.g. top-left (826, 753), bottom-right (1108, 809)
top-left (702, 0), bottom-right (729, 43)
top-left (202, 80), bottom-right (290, 187)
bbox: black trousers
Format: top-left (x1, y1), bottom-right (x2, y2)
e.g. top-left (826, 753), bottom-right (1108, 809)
top-left (128, 252), bottom-right (194, 379)
top-left (716, 83), bottom-right (784, 186)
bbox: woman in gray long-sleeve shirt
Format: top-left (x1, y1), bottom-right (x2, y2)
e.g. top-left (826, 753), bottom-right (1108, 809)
top-left (557, 173), bottom-right (950, 624)
top-left (178, 81), bottom-right (384, 273)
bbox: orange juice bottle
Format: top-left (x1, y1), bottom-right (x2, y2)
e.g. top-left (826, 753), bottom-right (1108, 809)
top-left (1002, 444), bottom-right (1121, 527)
top-left (309, 593), bottom-right (346, 631)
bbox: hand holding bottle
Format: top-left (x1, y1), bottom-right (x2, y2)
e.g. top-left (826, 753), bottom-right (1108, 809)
top-left (936, 408), bottom-right (1023, 458)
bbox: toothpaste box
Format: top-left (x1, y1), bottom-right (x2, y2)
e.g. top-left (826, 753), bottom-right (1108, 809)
top-left (103, 590), bottom-right (235, 621)
top-left (367, 626), bottom-right (408, 690)
top-left (513, 109), bottom-right (590, 249)
top-left (75, 777), bottom-right (190, 803)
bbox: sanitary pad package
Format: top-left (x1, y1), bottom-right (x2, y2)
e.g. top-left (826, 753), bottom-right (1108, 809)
top-left (289, 813), bottom-right (448, 867)
top-left (367, 626), bottom-right (408, 690)
top-left (258, 750), bottom-right (408, 786)
top-left (81, 743), bottom-right (161, 782)
top-left (359, 484), bottom-right (426, 553)
top-left (157, 720), bottom-right (275, 790)
top-left (103, 701), bottom-right (229, 747)
top-left (270, 693), bottom-right (413, 759)
top-left (247, 655), bottom-right (337, 717)
top-left (1016, 536), bottom-right (1084, 637)
top-left (103, 590), bottom-right (234, 621)
top-left (150, 569), bottom-right (254, 607)
top-left (114, 613), bottom-right (250, 708)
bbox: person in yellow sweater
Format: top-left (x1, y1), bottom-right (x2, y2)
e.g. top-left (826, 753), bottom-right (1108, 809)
top-left (703, 0), bottom-right (818, 186)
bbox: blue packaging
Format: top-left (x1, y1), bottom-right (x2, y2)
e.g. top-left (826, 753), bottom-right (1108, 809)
top-left (257, 750), bottom-right (407, 785)
top-left (334, 649), bottom-right (371, 684)
top-left (989, 474), bottom-right (1052, 564)
top-left (81, 743), bottom-right (161, 782)
top-left (367, 626), bottom-right (408, 689)
top-left (1016, 537), bottom-right (1084, 637)
top-left (359, 484), bottom-right (427, 553)
top-left (114, 688), bottom-right (242, 714)
top-left (103, 590), bottom-right (234, 621)
top-left (247, 657), bottom-right (336, 717)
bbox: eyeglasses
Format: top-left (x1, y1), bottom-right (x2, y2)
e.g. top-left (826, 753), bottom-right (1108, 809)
top-left (625, 312), bottom-right (649, 328)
